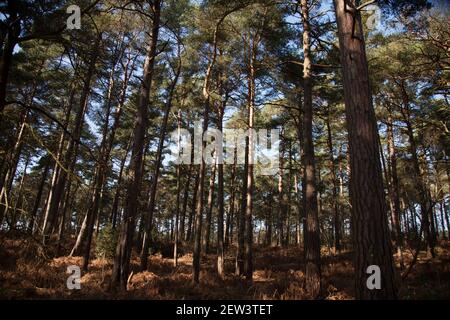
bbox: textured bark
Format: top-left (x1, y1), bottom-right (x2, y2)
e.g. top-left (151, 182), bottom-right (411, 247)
top-left (333, 0), bottom-right (397, 299)
top-left (300, 0), bottom-right (321, 298)
top-left (111, 0), bottom-right (161, 290)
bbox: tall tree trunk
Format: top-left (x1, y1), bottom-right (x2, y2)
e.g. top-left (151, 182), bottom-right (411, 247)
top-left (203, 160), bottom-right (216, 254)
top-left (277, 142), bottom-right (285, 247)
top-left (333, 0), bottom-right (397, 299)
top-left (140, 55), bottom-right (180, 271)
top-left (244, 39), bottom-right (256, 281)
top-left (11, 155), bottom-right (29, 227)
top-left (300, 0), bottom-right (321, 298)
top-left (225, 157), bottom-right (237, 250)
top-left (174, 110), bottom-right (182, 267)
top-left (326, 111), bottom-right (340, 253)
top-left (192, 100), bottom-right (209, 284)
top-left (111, 0), bottom-right (161, 290)
top-left (187, 171), bottom-right (199, 242)
top-left (236, 128), bottom-right (248, 276)
top-left (180, 164), bottom-right (193, 241)
top-left (216, 87), bottom-right (227, 278)
top-left (386, 109), bottom-right (404, 268)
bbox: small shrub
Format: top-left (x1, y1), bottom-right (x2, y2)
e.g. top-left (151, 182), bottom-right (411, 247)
top-left (95, 224), bottom-right (118, 260)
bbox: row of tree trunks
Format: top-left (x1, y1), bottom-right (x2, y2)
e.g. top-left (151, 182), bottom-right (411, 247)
top-left (140, 54), bottom-right (181, 271)
top-left (79, 48), bottom-right (135, 270)
top-left (42, 35), bottom-right (101, 244)
top-left (192, 10), bottom-right (231, 284)
top-left (399, 82), bottom-right (435, 258)
top-left (385, 107), bottom-right (404, 269)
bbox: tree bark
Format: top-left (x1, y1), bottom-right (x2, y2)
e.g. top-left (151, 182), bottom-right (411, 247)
top-left (300, 0), bottom-right (321, 298)
top-left (333, 0), bottom-right (397, 299)
top-left (111, 0), bottom-right (161, 291)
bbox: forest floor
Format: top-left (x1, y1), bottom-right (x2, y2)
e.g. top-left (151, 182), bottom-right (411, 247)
top-left (1, 234), bottom-right (450, 300)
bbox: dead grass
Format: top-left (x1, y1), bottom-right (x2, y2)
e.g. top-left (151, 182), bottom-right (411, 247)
top-left (1, 235), bottom-right (449, 300)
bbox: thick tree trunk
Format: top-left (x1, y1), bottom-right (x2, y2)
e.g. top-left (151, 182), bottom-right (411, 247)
top-left (111, 0), bottom-right (161, 291)
top-left (333, 0), bottom-right (397, 299)
top-left (300, 0), bottom-right (321, 298)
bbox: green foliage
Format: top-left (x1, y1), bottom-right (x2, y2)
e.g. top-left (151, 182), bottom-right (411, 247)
top-left (95, 224), bottom-right (118, 260)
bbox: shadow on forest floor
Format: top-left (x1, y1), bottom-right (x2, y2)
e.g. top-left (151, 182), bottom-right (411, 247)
top-left (1, 234), bottom-right (449, 300)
